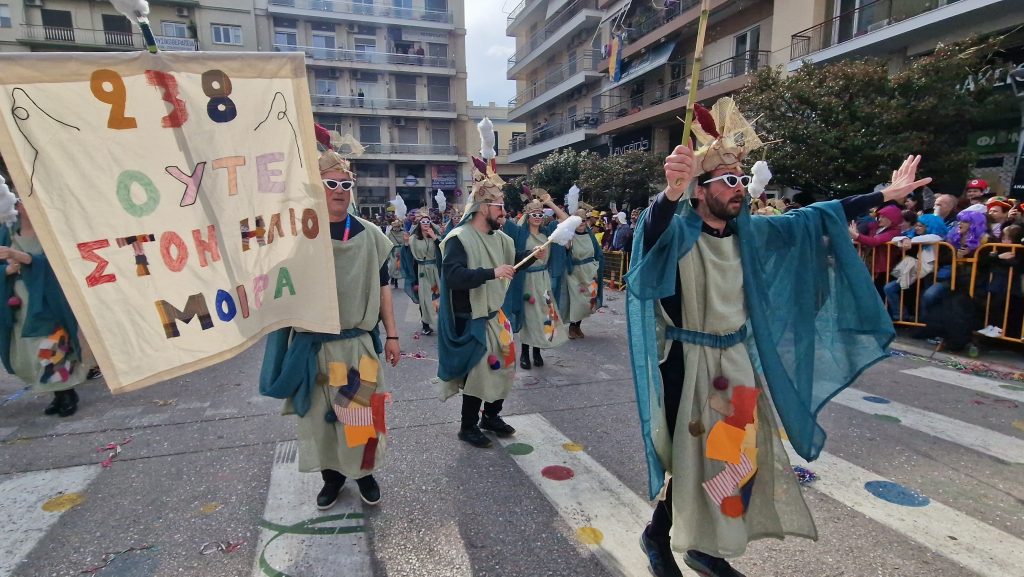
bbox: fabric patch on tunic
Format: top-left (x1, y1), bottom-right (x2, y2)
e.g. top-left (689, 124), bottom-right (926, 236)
top-left (720, 495), bottom-right (745, 518)
top-left (371, 392), bottom-right (388, 434)
top-left (725, 386), bottom-right (759, 429)
top-left (333, 403), bottom-right (373, 426)
top-left (336, 367), bottom-right (376, 408)
top-left (706, 421), bottom-right (745, 464)
top-left (359, 356), bottom-right (380, 384)
top-left (702, 454), bottom-right (753, 505)
top-left (708, 393), bottom-right (734, 417)
top-left (361, 437), bottom-right (378, 469)
top-left (343, 423), bottom-right (377, 448)
top-left (328, 361), bottom-right (348, 387)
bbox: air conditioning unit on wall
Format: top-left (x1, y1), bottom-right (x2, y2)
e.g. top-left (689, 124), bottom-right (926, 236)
top-left (393, 118), bottom-right (406, 126)
top-left (176, 6), bottom-right (190, 17)
top-left (24, 0), bottom-right (43, 7)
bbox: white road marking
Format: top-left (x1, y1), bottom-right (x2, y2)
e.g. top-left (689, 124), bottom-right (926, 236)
top-left (835, 388), bottom-right (1024, 463)
top-left (251, 441), bottom-right (371, 577)
top-left (901, 366), bottom-right (1024, 403)
top-left (500, 414), bottom-right (657, 577)
top-left (0, 465), bottom-right (101, 577)
top-left (788, 446), bottom-right (1024, 577)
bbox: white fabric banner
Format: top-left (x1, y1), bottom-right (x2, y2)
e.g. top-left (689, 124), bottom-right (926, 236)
top-left (0, 52), bottom-right (340, 392)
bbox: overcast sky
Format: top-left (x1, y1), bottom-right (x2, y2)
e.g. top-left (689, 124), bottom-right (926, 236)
top-left (465, 0), bottom-right (518, 106)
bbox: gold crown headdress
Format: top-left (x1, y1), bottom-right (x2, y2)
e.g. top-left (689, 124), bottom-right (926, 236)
top-left (690, 97), bottom-right (764, 174)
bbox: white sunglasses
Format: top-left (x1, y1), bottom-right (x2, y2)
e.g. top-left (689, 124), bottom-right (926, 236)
top-left (323, 179), bottom-right (355, 191)
top-left (704, 174), bottom-right (751, 188)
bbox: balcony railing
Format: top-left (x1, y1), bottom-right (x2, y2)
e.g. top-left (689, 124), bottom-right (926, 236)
top-left (355, 143), bottom-right (459, 155)
top-left (597, 51), bottom-right (769, 125)
top-left (274, 44), bottom-right (454, 68)
top-left (20, 24), bottom-right (143, 48)
top-left (268, 0), bottom-right (454, 24)
top-left (618, 0), bottom-right (700, 47)
top-left (312, 94), bottom-right (456, 112)
top-left (509, 109), bottom-right (600, 153)
top-left (790, 0), bottom-right (961, 60)
top-left (506, 0), bottom-right (530, 25)
top-left (509, 50), bottom-right (601, 109)
top-left (507, 0), bottom-right (598, 69)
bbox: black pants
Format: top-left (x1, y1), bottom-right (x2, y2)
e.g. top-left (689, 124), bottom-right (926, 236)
top-left (649, 341), bottom-right (684, 541)
top-left (461, 395), bottom-right (504, 429)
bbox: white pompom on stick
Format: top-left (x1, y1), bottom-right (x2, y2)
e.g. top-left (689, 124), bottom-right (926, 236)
top-left (0, 174), bottom-right (17, 226)
top-left (565, 184), bottom-right (580, 216)
top-left (435, 189), bottom-right (446, 214)
top-left (389, 195), bottom-right (407, 219)
top-left (748, 160), bottom-right (772, 198)
top-left (513, 216), bottom-right (582, 271)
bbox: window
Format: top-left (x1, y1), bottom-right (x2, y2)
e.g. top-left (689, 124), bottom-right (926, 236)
top-left (733, 26), bottom-right (760, 76)
top-left (0, 5), bottom-right (12, 29)
top-left (430, 124), bottom-right (450, 146)
top-left (311, 33), bottom-right (335, 59)
top-left (211, 24), bottom-right (243, 46)
top-left (41, 9), bottom-right (73, 41)
top-left (102, 14), bottom-right (133, 47)
top-left (315, 79), bottom-right (337, 95)
top-left (359, 118), bottom-right (381, 143)
top-left (427, 43), bottom-right (447, 59)
top-left (397, 124), bottom-right (418, 144)
top-left (162, 21), bottom-right (188, 38)
top-left (353, 162), bottom-right (388, 178)
top-left (426, 77), bottom-right (448, 102)
top-left (274, 30), bottom-right (297, 48)
top-left (394, 74), bottom-right (417, 100)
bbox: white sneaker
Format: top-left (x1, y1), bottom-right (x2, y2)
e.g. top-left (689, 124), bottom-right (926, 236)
top-left (988, 326), bottom-right (1003, 338)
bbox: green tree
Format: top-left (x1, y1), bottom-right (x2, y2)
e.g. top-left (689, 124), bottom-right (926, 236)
top-left (577, 150), bottom-right (664, 210)
top-left (502, 175), bottom-right (527, 214)
top-left (528, 148), bottom-right (595, 205)
top-left (736, 36), bottom-right (1015, 197)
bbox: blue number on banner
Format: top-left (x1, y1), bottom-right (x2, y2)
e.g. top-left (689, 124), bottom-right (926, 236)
top-left (202, 69), bottom-right (237, 123)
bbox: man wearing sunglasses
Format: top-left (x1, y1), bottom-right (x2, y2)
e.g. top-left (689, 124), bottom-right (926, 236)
top-left (626, 99), bottom-right (930, 577)
top-left (261, 128), bottom-right (401, 511)
top-left (437, 153), bottom-right (534, 449)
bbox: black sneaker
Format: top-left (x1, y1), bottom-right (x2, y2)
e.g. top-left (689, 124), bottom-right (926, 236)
top-left (421, 325), bottom-right (434, 336)
top-left (356, 475), bottom-right (381, 506)
top-left (519, 349), bottom-right (531, 370)
top-left (87, 366), bottom-right (102, 380)
top-left (532, 348), bottom-right (544, 367)
top-left (316, 480), bottom-right (344, 510)
top-left (640, 524), bottom-right (683, 577)
top-left (684, 550), bottom-right (747, 577)
top-left (479, 413), bottom-right (516, 437)
top-left (56, 389), bottom-right (78, 418)
top-left (43, 392), bottom-right (61, 416)
top-left (457, 426), bottom-right (492, 448)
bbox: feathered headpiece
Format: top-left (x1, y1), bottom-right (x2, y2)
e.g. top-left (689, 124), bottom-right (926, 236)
top-left (478, 117), bottom-right (496, 161)
top-left (435, 189), bottom-right (447, 214)
top-left (0, 174), bottom-right (18, 227)
top-left (690, 97), bottom-right (764, 174)
top-left (315, 123), bottom-right (363, 179)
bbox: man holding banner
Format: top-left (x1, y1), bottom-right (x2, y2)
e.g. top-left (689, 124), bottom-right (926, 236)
top-left (261, 128), bottom-right (401, 509)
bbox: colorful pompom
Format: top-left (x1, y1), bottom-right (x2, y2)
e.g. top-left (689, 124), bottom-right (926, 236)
top-left (7, 295), bottom-right (21, 308)
top-left (325, 409), bottom-right (338, 423)
top-left (487, 354), bottom-right (500, 370)
top-left (713, 376), bottom-right (729, 391)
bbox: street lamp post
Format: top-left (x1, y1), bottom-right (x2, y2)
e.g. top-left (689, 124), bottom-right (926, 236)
top-left (1009, 68), bottom-right (1024, 199)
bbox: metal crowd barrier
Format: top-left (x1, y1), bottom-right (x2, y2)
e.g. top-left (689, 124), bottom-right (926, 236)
top-left (602, 250), bottom-right (628, 291)
top-left (854, 240), bottom-right (960, 328)
top-left (969, 243), bottom-right (1024, 342)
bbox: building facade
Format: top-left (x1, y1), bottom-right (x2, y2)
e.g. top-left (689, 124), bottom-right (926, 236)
top-left (0, 0), bottom-right (256, 53)
top-left (254, 0), bottom-right (469, 217)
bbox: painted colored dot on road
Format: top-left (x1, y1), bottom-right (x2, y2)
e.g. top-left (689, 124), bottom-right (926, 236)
top-left (41, 492), bottom-right (85, 512)
top-left (200, 502), bottom-right (222, 514)
top-left (864, 480), bottom-right (930, 507)
top-left (1000, 384), bottom-right (1024, 392)
top-left (541, 465), bottom-right (575, 481)
top-left (576, 526), bottom-right (604, 545)
top-left (505, 443), bottom-right (534, 456)
top-left (863, 395), bottom-right (891, 404)
top-left (562, 442), bottom-right (585, 452)
top-left (1012, 420), bottom-right (1024, 433)
top-left (873, 414), bottom-right (902, 424)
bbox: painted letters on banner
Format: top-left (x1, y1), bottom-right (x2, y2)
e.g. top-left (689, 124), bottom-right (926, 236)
top-left (0, 52), bottom-right (340, 392)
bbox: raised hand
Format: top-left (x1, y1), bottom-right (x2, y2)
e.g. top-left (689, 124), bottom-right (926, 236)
top-left (665, 145), bottom-right (695, 201)
top-left (881, 155), bottom-right (932, 204)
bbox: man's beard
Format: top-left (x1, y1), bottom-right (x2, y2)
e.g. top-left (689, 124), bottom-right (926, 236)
top-left (705, 192), bottom-right (744, 220)
top-left (485, 215), bottom-right (502, 231)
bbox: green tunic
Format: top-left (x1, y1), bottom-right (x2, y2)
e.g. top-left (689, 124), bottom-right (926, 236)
top-left (439, 225), bottom-right (515, 403)
top-left (8, 234), bottom-right (88, 393)
top-left (657, 233), bottom-right (815, 558)
top-left (291, 217), bottom-right (394, 478)
top-left (386, 227), bottom-right (405, 281)
top-left (519, 232), bottom-right (568, 349)
top-left (409, 235), bottom-right (440, 330)
top-left (566, 233), bottom-right (601, 322)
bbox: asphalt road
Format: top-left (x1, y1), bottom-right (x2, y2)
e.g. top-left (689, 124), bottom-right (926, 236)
top-left (1, 289), bottom-right (1022, 577)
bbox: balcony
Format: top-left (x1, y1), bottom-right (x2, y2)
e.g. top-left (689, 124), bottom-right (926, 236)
top-left (788, 0), bottom-right (1012, 68)
top-left (311, 94), bottom-right (457, 116)
top-left (621, 0), bottom-right (701, 46)
top-left (507, 0), bottom-right (602, 77)
top-left (345, 142), bottom-right (460, 159)
top-left (508, 110), bottom-right (602, 163)
top-left (268, 0), bottom-right (454, 28)
top-left (597, 50), bottom-right (769, 134)
top-left (18, 24), bottom-right (144, 50)
top-left (274, 44), bottom-right (455, 72)
top-left (508, 50), bottom-right (603, 120)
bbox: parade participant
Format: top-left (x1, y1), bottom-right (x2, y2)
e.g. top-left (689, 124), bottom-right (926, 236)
top-left (437, 118), bottom-right (530, 449)
top-left (561, 202), bottom-right (604, 339)
top-left (626, 98), bottom-right (929, 577)
top-left (402, 214), bottom-right (442, 335)
top-left (501, 189), bottom-right (569, 370)
top-left (386, 219), bottom-right (406, 289)
top-left (0, 177), bottom-right (87, 417)
top-left (260, 125), bottom-right (401, 509)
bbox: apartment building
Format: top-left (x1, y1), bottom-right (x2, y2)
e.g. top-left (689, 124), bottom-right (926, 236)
top-left (0, 0), bottom-right (255, 53)
top-left (505, 0), bottom-right (775, 165)
top-left (776, 0), bottom-right (1024, 194)
top-left (253, 0), bottom-right (468, 216)
top-left (464, 100), bottom-right (528, 189)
